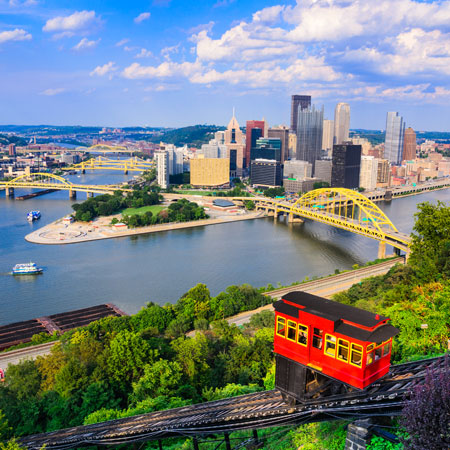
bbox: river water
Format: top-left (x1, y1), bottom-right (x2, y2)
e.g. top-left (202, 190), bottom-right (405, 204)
top-left (1, 171), bottom-right (449, 326)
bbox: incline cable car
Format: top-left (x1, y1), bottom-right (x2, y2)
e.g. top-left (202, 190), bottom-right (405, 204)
top-left (273, 291), bottom-right (399, 404)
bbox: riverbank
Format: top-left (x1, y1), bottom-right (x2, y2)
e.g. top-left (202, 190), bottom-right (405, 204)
top-left (25, 210), bottom-right (265, 245)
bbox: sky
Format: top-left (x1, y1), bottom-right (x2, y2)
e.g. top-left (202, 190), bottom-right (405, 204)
top-left (1, 0), bottom-right (450, 130)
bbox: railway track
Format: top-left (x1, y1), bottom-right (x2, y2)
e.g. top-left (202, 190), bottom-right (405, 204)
top-left (21, 355), bottom-right (447, 449)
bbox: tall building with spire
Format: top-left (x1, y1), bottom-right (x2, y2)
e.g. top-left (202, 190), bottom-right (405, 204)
top-left (385, 112), bottom-right (405, 165)
top-left (402, 127), bottom-right (416, 161)
top-left (296, 104), bottom-right (323, 174)
top-left (224, 111), bottom-right (245, 177)
top-left (290, 95), bottom-right (311, 134)
top-left (333, 103), bottom-right (350, 145)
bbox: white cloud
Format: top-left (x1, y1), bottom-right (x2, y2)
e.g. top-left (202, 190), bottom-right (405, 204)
top-left (122, 61), bottom-right (202, 79)
top-left (115, 38), bottom-right (129, 47)
top-left (9, 0), bottom-right (38, 6)
top-left (90, 61), bottom-right (117, 77)
top-left (161, 44), bottom-right (180, 60)
top-left (135, 48), bottom-right (153, 58)
top-left (73, 37), bottom-right (99, 51)
top-left (0, 28), bottom-right (31, 44)
top-left (40, 88), bottom-right (65, 96)
top-left (43, 10), bottom-right (101, 37)
top-left (134, 12), bottom-right (151, 24)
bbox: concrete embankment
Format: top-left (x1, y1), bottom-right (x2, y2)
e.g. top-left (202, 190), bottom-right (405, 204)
top-left (25, 211), bottom-right (265, 245)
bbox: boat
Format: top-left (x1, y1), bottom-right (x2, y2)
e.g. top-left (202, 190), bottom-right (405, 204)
top-left (27, 211), bottom-right (41, 222)
top-left (12, 263), bottom-right (43, 275)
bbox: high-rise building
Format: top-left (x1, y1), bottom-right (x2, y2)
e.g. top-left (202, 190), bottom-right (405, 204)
top-left (322, 119), bottom-right (334, 156)
top-left (162, 144), bottom-right (185, 175)
top-left (314, 160), bottom-right (332, 185)
top-left (333, 103), bottom-right (350, 145)
top-left (155, 150), bottom-right (169, 189)
top-left (190, 157), bottom-right (230, 187)
top-left (251, 138), bottom-right (282, 162)
top-left (283, 160), bottom-right (312, 180)
top-left (351, 136), bottom-right (372, 155)
top-left (290, 95), bottom-right (311, 134)
top-left (288, 133), bottom-right (297, 160)
top-left (359, 156), bottom-right (378, 191)
top-left (8, 143), bottom-right (16, 157)
top-left (200, 140), bottom-right (228, 159)
top-left (268, 126), bottom-right (289, 163)
top-left (224, 112), bottom-right (245, 177)
top-left (385, 112), bottom-right (405, 165)
top-left (296, 104), bottom-right (323, 173)
top-left (402, 127), bottom-right (416, 161)
top-left (331, 144), bottom-right (362, 189)
top-left (245, 120), bottom-right (266, 168)
top-left (250, 159), bottom-right (282, 187)
top-left (377, 159), bottom-right (390, 186)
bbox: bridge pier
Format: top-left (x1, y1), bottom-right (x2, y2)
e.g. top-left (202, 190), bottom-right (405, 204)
top-left (87, 192), bottom-right (94, 198)
top-left (5, 187), bottom-right (14, 197)
top-left (377, 241), bottom-right (386, 259)
top-left (288, 212), bottom-right (303, 223)
top-left (345, 419), bottom-right (373, 450)
top-left (69, 190), bottom-right (76, 200)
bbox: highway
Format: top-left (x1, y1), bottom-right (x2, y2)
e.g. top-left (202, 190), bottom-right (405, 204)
top-left (227, 257), bottom-right (404, 327)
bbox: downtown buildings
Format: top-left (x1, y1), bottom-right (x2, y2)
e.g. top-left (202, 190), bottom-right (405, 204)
top-left (385, 112), bottom-right (405, 165)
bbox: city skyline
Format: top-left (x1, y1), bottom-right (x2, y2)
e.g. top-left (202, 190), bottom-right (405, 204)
top-left (1, 0), bottom-right (450, 130)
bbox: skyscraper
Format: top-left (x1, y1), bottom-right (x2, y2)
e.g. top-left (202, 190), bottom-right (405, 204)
top-left (402, 127), bottom-right (416, 161)
top-left (359, 156), bottom-right (378, 191)
top-left (322, 119), bottom-right (334, 155)
top-left (268, 126), bottom-right (289, 163)
top-left (333, 103), bottom-right (350, 145)
top-left (224, 112), bottom-right (245, 177)
top-left (331, 144), bottom-right (362, 189)
top-left (245, 120), bottom-right (265, 168)
top-left (155, 150), bottom-right (169, 189)
top-left (290, 95), bottom-right (311, 134)
top-left (296, 104), bottom-right (323, 173)
top-left (384, 112), bottom-right (405, 165)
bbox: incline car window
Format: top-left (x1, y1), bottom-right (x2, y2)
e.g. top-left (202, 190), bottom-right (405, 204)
top-left (324, 334), bottom-right (336, 357)
top-left (276, 317), bottom-right (286, 338)
top-left (337, 339), bottom-right (349, 362)
top-left (287, 320), bottom-right (297, 342)
top-left (351, 343), bottom-right (363, 367)
top-left (297, 324), bottom-right (308, 346)
top-left (312, 328), bottom-right (323, 349)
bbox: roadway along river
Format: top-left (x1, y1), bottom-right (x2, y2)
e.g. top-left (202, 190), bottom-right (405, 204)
top-left (1, 170), bottom-right (449, 326)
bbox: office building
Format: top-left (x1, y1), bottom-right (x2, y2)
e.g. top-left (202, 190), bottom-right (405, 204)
top-left (322, 119), bottom-right (334, 156)
top-left (296, 104), bottom-right (324, 173)
top-left (8, 144), bottom-right (16, 157)
top-left (250, 138), bottom-right (282, 163)
top-left (288, 133), bottom-right (297, 160)
top-left (215, 130), bottom-right (225, 144)
top-left (331, 144), bottom-right (362, 189)
top-left (283, 160), bottom-right (312, 180)
top-left (245, 120), bottom-right (266, 168)
top-left (155, 150), bottom-right (169, 189)
top-left (385, 112), bottom-right (405, 165)
top-left (377, 159), bottom-right (390, 186)
top-left (224, 113), bottom-right (245, 177)
top-left (402, 127), bottom-right (416, 161)
top-left (162, 144), bottom-right (184, 175)
top-left (250, 159), bottom-right (282, 187)
top-left (268, 126), bottom-right (289, 163)
top-left (284, 177), bottom-right (320, 194)
top-left (190, 157), bottom-right (230, 187)
top-left (314, 160), bottom-right (332, 185)
top-left (333, 103), bottom-right (350, 145)
top-left (359, 156), bottom-right (378, 191)
top-left (290, 95), bottom-right (311, 134)
top-left (200, 140), bottom-right (228, 159)
top-left (351, 136), bottom-right (372, 155)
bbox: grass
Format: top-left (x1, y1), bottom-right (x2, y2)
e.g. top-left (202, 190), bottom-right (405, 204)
top-left (122, 205), bottom-right (166, 216)
top-left (175, 190), bottom-right (214, 196)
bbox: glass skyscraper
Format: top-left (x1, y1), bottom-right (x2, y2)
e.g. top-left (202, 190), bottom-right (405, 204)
top-left (296, 104), bottom-right (324, 173)
top-left (384, 112), bottom-right (405, 165)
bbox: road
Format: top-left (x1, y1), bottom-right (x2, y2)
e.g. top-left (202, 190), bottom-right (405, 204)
top-left (228, 257), bottom-right (404, 327)
top-left (0, 341), bottom-right (57, 375)
top-left (1, 258), bottom-right (404, 371)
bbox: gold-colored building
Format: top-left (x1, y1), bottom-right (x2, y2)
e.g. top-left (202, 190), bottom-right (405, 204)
top-left (190, 157), bottom-right (230, 187)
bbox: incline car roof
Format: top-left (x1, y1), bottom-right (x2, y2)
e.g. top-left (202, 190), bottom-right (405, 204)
top-left (281, 291), bottom-right (388, 328)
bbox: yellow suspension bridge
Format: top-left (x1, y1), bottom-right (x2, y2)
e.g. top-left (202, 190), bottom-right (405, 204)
top-left (0, 173), bottom-right (133, 199)
top-left (234, 188), bottom-right (411, 257)
top-left (65, 156), bottom-right (155, 174)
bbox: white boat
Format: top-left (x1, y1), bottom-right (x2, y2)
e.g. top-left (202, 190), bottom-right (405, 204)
top-left (27, 211), bottom-right (41, 222)
top-left (12, 262), bottom-right (43, 275)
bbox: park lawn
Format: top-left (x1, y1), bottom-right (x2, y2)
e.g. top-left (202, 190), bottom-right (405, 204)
top-left (122, 205), bottom-right (166, 216)
top-left (175, 190), bottom-right (213, 196)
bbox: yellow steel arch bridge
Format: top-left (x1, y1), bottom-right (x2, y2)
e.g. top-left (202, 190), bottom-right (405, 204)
top-left (76, 144), bottom-right (137, 154)
top-left (65, 156), bottom-right (155, 174)
top-left (0, 172), bottom-right (132, 199)
top-left (235, 188), bottom-right (411, 257)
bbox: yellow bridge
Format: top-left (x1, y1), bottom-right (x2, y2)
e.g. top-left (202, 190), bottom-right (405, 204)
top-left (19, 144), bottom-right (140, 154)
top-left (234, 188), bottom-right (411, 257)
top-left (65, 156), bottom-right (155, 174)
top-left (0, 173), bottom-right (133, 199)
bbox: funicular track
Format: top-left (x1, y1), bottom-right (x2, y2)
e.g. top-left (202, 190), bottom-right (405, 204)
top-left (21, 355), bottom-right (447, 449)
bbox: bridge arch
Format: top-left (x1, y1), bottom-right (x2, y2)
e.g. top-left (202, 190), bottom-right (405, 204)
top-left (293, 187), bottom-right (399, 234)
top-left (6, 172), bottom-right (73, 187)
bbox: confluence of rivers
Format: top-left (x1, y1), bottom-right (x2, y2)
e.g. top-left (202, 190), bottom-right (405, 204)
top-left (1, 169), bottom-right (449, 326)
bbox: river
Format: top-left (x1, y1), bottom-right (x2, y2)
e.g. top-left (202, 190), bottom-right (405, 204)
top-left (0, 171), bottom-right (449, 326)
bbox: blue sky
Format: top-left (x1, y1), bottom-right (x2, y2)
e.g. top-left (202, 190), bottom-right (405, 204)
top-left (1, 0), bottom-right (450, 130)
